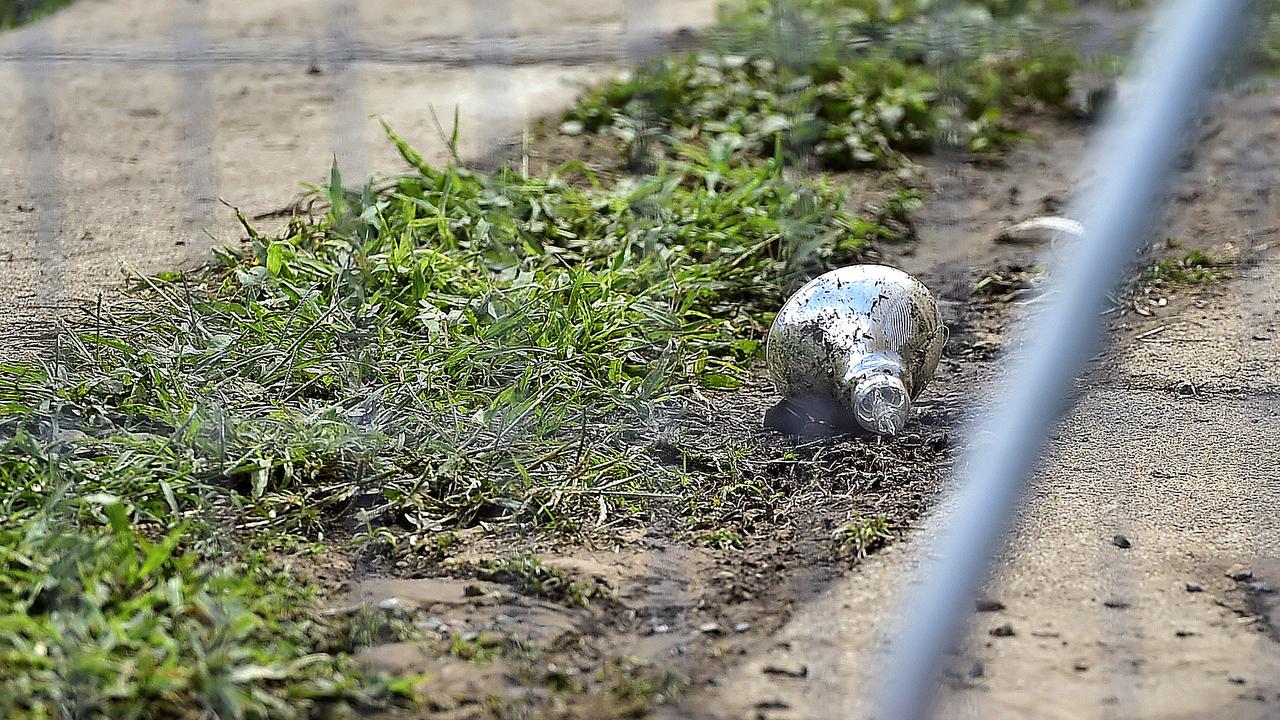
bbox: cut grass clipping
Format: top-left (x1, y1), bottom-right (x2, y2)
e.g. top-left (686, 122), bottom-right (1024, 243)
top-left (564, 0), bottom-right (1083, 169)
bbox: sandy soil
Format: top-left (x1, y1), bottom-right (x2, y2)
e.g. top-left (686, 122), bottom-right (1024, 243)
top-left (3, 3), bottom-right (1279, 719)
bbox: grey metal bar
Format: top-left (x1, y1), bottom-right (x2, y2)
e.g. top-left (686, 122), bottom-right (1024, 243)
top-left (876, 2), bottom-right (1247, 718)
top-left (327, 0), bottom-right (367, 184)
top-left (623, 0), bottom-right (659, 61)
top-left (471, 0), bottom-right (515, 164)
top-left (0, 29), bottom-right (701, 68)
top-left (621, 0), bottom-right (667, 172)
top-left (173, 0), bottom-right (218, 240)
top-left (17, 22), bottom-right (66, 310)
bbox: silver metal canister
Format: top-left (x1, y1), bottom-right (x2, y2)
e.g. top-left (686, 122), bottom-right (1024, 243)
top-left (766, 264), bottom-right (947, 435)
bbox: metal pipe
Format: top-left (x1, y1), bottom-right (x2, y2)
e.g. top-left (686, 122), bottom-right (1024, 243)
top-left (876, 2), bottom-right (1246, 718)
top-left (173, 0), bottom-right (218, 241)
top-left (17, 22), bottom-right (66, 311)
top-left (327, 0), bottom-right (367, 184)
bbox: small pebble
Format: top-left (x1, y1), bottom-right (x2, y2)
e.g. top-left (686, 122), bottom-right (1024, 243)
top-left (1175, 629), bottom-right (1197, 637)
top-left (1186, 583), bottom-right (1204, 593)
top-left (653, 624), bottom-right (670, 634)
top-left (1229, 675), bottom-right (1247, 685)
top-left (989, 623), bottom-right (1016, 638)
top-left (733, 622), bottom-right (752, 633)
top-left (1103, 598), bottom-right (1131, 609)
top-left (975, 598), bottom-right (1005, 613)
top-left (1112, 534), bottom-right (1132, 549)
top-left (1073, 661), bottom-right (1089, 672)
top-left (1248, 581), bottom-right (1274, 594)
top-left (1226, 564), bottom-right (1254, 581)
top-left (699, 622), bottom-right (723, 635)
top-left (762, 663), bottom-right (808, 679)
top-left (377, 597), bottom-right (402, 611)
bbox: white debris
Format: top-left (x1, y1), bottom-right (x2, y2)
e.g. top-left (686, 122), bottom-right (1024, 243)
top-left (994, 216), bottom-right (1085, 245)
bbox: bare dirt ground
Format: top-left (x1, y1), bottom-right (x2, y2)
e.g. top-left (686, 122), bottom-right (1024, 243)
top-left (3, 2), bottom-right (1280, 719)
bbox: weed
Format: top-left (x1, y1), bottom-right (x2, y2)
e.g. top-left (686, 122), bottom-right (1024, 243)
top-left (476, 554), bottom-right (602, 607)
top-left (448, 631), bottom-right (510, 663)
top-left (566, 0), bottom-right (1083, 169)
top-left (1146, 249), bottom-right (1223, 285)
top-left (0, 107), bottom-right (916, 709)
top-left (335, 602), bottom-right (422, 650)
top-left (598, 657), bottom-right (687, 717)
top-left (693, 527), bottom-right (745, 550)
top-left (2, 131), bottom-right (891, 538)
top-left (832, 514), bottom-right (894, 558)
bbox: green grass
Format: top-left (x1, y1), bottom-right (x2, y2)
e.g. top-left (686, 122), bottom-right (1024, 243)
top-left (447, 631), bottom-right (511, 663)
top-left (565, 0), bottom-right (1083, 169)
top-left (473, 554), bottom-right (603, 607)
top-left (692, 527), bottom-right (744, 550)
top-left (2, 133), bottom-right (887, 536)
top-left (1146, 249), bottom-right (1223, 285)
top-left (0, 487), bottom-right (416, 718)
top-left (0, 0), bottom-right (74, 29)
top-left (0, 127), bottom-right (893, 714)
top-left (831, 514), bottom-right (893, 558)
top-left (591, 657), bottom-right (687, 718)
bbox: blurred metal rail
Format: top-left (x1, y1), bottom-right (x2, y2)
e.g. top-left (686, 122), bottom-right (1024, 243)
top-left (173, 0), bottom-right (218, 239)
top-left (0, 20), bottom-right (1088, 67)
top-left (877, 1), bottom-right (1247, 718)
top-left (15, 22), bottom-right (66, 308)
top-left (0, 31), bottom-right (701, 67)
top-left (327, 0), bottom-right (368, 184)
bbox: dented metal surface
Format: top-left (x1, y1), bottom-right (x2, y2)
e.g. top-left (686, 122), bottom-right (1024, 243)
top-left (766, 265), bottom-right (947, 435)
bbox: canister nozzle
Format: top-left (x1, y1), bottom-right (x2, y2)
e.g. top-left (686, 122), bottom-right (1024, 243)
top-left (851, 374), bottom-right (910, 436)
